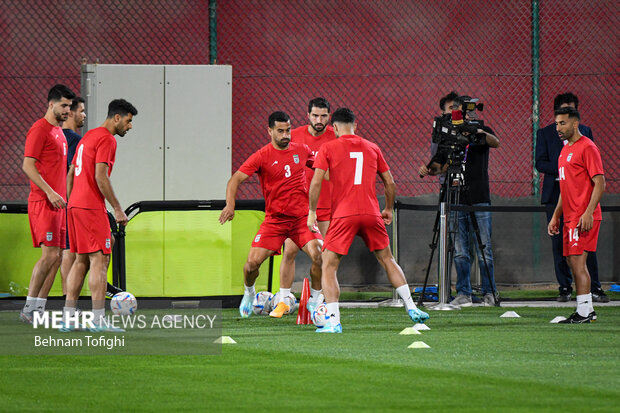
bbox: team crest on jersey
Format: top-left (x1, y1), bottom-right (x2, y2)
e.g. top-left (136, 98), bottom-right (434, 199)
top-left (106, 238), bottom-right (111, 249)
top-left (254, 234), bottom-right (261, 242)
top-left (293, 154), bottom-right (300, 164)
top-left (566, 153), bottom-right (573, 162)
top-left (46, 232), bottom-right (53, 242)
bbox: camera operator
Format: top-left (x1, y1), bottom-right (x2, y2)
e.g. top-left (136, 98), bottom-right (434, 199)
top-left (418, 95), bottom-right (500, 306)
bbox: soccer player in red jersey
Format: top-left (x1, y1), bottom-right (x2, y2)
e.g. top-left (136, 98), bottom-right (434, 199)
top-left (20, 84), bottom-right (76, 323)
top-left (219, 111), bottom-right (323, 318)
top-left (548, 106), bottom-right (605, 323)
top-left (308, 107), bottom-right (429, 333)
top-left (278, 97), bottom-right (337, 316)
top-left (62, 99), bottom-right (137, 332)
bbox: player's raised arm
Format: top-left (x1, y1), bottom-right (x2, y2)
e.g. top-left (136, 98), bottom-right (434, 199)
top-left (307, 168), bottom-right (326, 232)
top-left (219, 170), bottom-right (249, 224)
top-left (378, 170), bottom-right (395, 225)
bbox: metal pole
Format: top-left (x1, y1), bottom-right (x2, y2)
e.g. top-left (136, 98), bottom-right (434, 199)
top-left (209, 0), bottom-right (217, 64)
top-left (531, 0), bottom-right (540, 196)
top-left (380, 200), bottom-right (403, 307)
top-left (429, 202), bottom-right (459, 310)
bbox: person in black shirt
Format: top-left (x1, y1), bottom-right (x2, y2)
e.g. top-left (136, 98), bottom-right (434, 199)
top-left (419, 95), bottom-right (500, 306)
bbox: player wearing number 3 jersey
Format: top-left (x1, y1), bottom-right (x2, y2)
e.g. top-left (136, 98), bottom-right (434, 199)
top-left (548, 106), bottom-right (605, 324)
top-left (308, 107), bottom-right (428, 333)
top-left (219, 111), bottom-right (323, 318)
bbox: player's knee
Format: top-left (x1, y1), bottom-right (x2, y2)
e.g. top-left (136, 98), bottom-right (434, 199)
top-left (244, 259), bottom-right (261, 274)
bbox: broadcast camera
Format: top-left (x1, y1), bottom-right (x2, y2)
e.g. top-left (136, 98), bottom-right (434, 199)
top-left (430, 97), bottom-right (486, 165)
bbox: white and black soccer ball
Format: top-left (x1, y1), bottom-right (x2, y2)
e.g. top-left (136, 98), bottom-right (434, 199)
top-left (252, 291), bottom-right (274, 315)
top-left (312, 302), bottom-right (330, 328)
top-left (271, 292), bottom-right (298, 315)
top-left (110, 292), bottom-right (138, 316)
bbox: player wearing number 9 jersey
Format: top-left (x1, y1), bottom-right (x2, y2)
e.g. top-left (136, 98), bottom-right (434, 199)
top-left (62, 99), bottom-right (137, 331)
top-left (308, 107), bottom-right (428, 333)
top-left (548, 106), bottom-right (605, 324)
top-left (219, 111), bottom-right (323, 318)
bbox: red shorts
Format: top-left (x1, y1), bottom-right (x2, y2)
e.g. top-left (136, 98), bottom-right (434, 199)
top-left (28, 200), bottom-right (66, 248)
top-left (252, 215), bottom-right (322, 255)
top-left (68, 207), bottom-right (112, 254)
top-left (316, 207), bottom-right (331, 222)
top-left (324, 214), bottom-right (389, 255)
top-left (563, 220), bottom-right (600, 256)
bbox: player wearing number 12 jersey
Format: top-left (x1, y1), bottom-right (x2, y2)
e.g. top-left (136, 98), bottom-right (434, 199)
top-left (548, 106), bottom-right (605, 324)
top-left (278, 97), bottom-right (337, 317)
top-left (308, 107), bottom-right (428, 333)
top-left (219, 111), bottom-right (323, 318)
top-left (20, 84), bottom-right (75, 323)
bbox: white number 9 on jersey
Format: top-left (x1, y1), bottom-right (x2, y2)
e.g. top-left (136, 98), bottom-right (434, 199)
top-left (75, 144), bottom-right (84, 176)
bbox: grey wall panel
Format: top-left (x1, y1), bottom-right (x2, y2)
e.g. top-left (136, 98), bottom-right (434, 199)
top-left (82, 64), bottom-right (165, 209)
top-left (163, 65), bottom-right (232, 200)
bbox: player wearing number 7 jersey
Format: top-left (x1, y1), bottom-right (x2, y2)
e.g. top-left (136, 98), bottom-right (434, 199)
top-left (548, 106), bottom-right (605, 324)
top-left (308, 107), bottom-right (428, 333)
top-left (219, 111), bottom-right (323, 318)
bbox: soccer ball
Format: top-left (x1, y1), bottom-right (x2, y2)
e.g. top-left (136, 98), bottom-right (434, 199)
top-left (272, 292), bottom-right (298, 315)
top-left (252, 291), bottom-right (274, 315)
top-left (312, 303), bottom-right (330, 328)
top-left (110, 292), bottom-right (138, 316)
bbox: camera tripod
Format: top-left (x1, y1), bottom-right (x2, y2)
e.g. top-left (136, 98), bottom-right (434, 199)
top-left (417, 161), bottom-right (500, 308)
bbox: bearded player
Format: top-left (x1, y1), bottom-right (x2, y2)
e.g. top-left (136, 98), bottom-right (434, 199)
top-left (276, 97), bottom-right (337, 317)
top-left (219, 111), bottom-right (323, 318)
top-left (548, 106), bottom-right (605, 324)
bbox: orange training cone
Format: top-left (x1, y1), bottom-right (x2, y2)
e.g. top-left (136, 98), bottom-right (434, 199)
top-left (296, 278), bottom-right (312, 325)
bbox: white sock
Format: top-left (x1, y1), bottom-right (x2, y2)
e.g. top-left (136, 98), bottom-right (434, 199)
top-left (279, 288), bottom-right (291, 299)
top-left (23, 296), bottom-right (37, 313)
top-left (576, 293), bottom-right (593, 317)
top-left (93, 308), bottom-right (106, 325)
top-left (310, 287), bottom-right (322, 303)
top-left (326, 302), bottom-right (340, 324)
top-left (35, 298), bottom-right (47, 312)
top-left (244, 284), bottom-right (256, 296)
top-left (396, 285), bottom-right (417, 311)
top-left (63, 306), bottom-right (77, 324)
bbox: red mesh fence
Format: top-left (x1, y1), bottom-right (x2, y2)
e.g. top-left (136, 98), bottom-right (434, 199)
top-left (0, 0), bottom-right (617, 201)
top-left (0, 0), bottom-right (211, 200)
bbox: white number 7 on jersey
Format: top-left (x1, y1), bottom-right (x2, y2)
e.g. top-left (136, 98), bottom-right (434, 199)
top-left (350, 152), bottom-right (363, 185)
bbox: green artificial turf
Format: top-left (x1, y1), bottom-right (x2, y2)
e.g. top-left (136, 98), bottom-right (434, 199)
top-left (1, 306), bottom-right (619, 412)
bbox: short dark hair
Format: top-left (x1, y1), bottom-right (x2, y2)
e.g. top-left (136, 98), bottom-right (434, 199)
top-left (439, 91), bottom-right (459, 111)
top-left (47, 84), bottom-right (76, 102)
top-left (268, 111), bottom-right (290, 128)
top-left (69, 96), bottom-right (85, 112)
top-left (554, 106), bottom-right (580, 120)
top-left (308, 97), bottom-right (330, 113)
top-left (554, 92), bottom-right (579, 110)
top-left (331, 107), bottom-right (355, 124)
top-left (107, 99), bottom-right (138, 118)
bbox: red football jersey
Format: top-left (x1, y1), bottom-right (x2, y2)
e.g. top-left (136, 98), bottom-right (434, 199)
top-left (558, 136), bottom-right (604, 222)
top-left (239, 142), bottom-right (314, 218)
top-left (68, 127), bottom-right (117, 210)
top-left (314, 134), bottom-right (389, 219)
top-left (291, 125), bottom-right (337, 210)
top-left (24, 118), bottom-right (67, 202)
